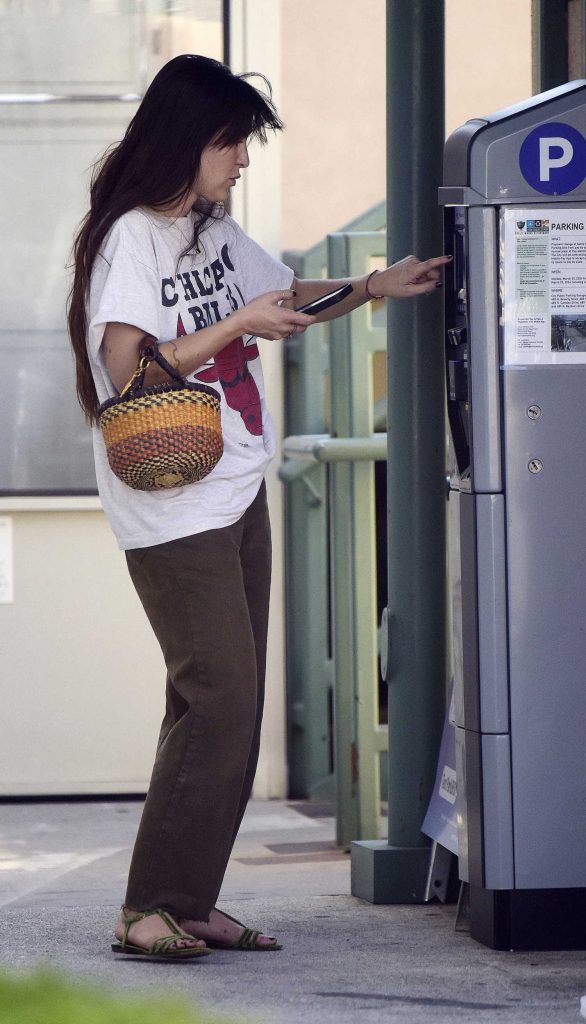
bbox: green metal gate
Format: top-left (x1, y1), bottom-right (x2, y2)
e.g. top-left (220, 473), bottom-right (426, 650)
top-left (281, 204), bottom-right (390, 846)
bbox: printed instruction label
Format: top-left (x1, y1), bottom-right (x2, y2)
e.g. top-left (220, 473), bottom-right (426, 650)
top-left (421, 684), bottom-right (459, 856)
top-left (439, 766), bottom-right (457, 805)
top-left (503, 207), bottom-right (586, 364)
top-left (0, 517), bottom-right (14, 603)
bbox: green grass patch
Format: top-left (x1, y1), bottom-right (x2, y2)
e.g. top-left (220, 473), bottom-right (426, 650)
top-left (0, 970), bottom-right (233, 1024)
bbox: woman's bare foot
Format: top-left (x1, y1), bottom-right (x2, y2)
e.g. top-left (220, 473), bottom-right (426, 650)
top-left (180, 907), bottom-right (280, 949)
top-left (114, 908), bottom-right (208, 953)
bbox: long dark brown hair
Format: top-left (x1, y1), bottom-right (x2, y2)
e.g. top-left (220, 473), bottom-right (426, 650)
top-left (67, 54), bottom-right (283, 423)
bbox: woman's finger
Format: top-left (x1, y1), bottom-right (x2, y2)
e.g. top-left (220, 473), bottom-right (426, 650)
top-left (414, 267), bottom-right (442, 284)
top-left (416, 254), bottom-right (453, 273)
top-left (271, 289), bottom-right (297, 305)
top-left (407, 278), bottom-right (442, 296)
top-left (287, 312), bottom-right (316, 329)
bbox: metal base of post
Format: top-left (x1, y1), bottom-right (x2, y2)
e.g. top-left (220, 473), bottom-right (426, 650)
top-left (350, 840), bottom-right (432, 903)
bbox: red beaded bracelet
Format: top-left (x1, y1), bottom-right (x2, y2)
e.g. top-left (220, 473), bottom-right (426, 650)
top-left (365, 269), bottom-right (384, 301)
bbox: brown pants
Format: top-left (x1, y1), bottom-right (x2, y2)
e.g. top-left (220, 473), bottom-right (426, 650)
top-left (123, 482), bottom-right (271, 920)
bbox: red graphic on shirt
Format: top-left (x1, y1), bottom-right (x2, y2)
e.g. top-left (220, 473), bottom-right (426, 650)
top-left (196, 337), bottom-right (262, 436)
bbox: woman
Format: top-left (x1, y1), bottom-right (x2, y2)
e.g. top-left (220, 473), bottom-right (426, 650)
top-left (68, 53), bottom-right (448, 960)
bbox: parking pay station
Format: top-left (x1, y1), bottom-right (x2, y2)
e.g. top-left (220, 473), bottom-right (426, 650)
top-left (441, 82), bottom-right (586, 950)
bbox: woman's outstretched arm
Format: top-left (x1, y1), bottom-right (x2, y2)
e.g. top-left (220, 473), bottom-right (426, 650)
top-left (288, 254), bottom-right (452, 322)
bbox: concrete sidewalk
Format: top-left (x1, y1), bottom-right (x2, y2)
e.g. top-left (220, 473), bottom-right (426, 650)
top-left (0, 798), bottom-right (584, 1023)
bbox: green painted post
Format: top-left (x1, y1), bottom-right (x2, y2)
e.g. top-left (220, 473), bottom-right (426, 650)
top-left (573, 0), bottom-right (586, 78)
top-left (351, 0), bottom-right (446, 902)
top-left (532, 0), bottom-right (569, 92)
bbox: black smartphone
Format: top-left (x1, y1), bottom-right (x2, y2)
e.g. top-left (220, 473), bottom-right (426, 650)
top-left (295, 283), bottom-right (353, 316)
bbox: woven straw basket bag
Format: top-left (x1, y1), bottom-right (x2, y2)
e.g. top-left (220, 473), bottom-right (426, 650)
top-left (99, 338), bottom-right (223, 491)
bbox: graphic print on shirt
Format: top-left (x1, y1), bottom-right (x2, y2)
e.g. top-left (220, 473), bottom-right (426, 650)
top-left (196, 338), bottom-right (262, 435)
top-left (162, 241), bottom-right (262, 437)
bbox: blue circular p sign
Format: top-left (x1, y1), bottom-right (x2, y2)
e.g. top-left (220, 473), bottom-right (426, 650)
top-left (519, 121), bottom-right (586, 194)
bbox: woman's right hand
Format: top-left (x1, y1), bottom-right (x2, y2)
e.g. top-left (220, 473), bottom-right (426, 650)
top-left (103, 291), bottom-right (315, 394)
top-left (235, 290), bottom-right (315, 340)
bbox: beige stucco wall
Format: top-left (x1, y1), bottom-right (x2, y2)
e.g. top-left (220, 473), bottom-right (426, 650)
top-left (445, 0), bottom-right (533, 135)
top-left (281, 0), bottom-right (386, 251)
top-left (281, 0), bottom-right (533, 252)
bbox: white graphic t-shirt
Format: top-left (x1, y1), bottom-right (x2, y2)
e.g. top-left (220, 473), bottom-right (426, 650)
top-left (87, 207), bottom-right (293, 550)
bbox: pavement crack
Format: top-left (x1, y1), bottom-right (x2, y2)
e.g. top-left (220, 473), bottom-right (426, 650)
top-left (315, 992), bottom-right (508, 1010)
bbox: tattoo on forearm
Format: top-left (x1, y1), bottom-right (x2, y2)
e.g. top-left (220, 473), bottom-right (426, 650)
top-left (168, 340), bottom-right (181, 370)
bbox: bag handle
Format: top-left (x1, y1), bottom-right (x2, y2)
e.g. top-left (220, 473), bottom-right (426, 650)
top-left (120, 335), bottom-right (186, 397)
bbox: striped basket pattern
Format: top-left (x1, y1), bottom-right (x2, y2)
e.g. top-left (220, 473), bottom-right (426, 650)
top-left (99, 382), bottom-right (223, 491)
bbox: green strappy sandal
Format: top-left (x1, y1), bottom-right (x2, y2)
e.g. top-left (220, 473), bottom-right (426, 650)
top-left (112, 907), bottom-right (212, 960)
top-left (205, 909), bottom-right (282, 951)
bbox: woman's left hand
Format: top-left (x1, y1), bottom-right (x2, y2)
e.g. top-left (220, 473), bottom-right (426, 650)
top-left (372, 255), bottom-right (452, 299)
